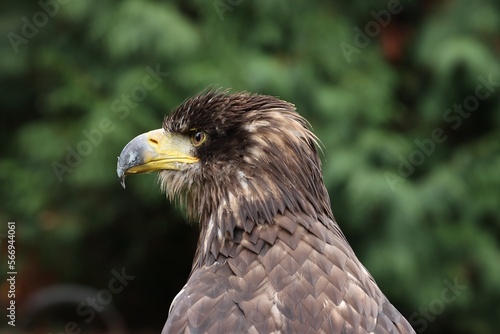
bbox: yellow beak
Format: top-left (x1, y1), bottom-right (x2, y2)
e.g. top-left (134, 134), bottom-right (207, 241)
top-left (117, 129), bottom-right (199, 188)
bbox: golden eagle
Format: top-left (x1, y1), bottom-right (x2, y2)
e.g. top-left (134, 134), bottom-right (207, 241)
top-left (117, 90), bottom-right (415, 333)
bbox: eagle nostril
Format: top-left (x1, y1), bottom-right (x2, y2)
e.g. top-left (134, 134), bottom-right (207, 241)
top-left (149, 138), bottom-right (159, 145)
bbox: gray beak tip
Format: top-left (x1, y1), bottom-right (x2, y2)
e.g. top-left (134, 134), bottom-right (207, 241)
top-left (117, 156), bottom-right (127, 189)
top-left (119, 175), bottom-right (126, 189)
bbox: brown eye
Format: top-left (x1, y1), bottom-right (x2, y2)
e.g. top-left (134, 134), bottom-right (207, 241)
top-left (191, 131), bottom-right (206, 146)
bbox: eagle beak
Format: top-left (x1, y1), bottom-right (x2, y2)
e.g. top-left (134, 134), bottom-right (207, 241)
top-left (117, 128), bottom-right (199, 188)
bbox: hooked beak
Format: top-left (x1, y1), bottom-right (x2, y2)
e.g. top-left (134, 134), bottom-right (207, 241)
top-left (117, 129), bottom-right (199, 188)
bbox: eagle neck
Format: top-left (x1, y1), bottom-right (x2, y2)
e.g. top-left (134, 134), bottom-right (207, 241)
top-left (190, 182), bottom-right (333, 271)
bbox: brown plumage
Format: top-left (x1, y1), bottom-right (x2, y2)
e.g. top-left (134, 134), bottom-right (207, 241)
top-left (117, 90), bottom-right (415, 334)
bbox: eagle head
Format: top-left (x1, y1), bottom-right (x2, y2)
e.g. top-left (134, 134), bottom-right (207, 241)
top-left (117, 90), bottom-right (332, 230)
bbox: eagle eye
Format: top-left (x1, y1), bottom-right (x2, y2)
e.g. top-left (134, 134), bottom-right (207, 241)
top-left (191, 131), bottom-right (207, 146)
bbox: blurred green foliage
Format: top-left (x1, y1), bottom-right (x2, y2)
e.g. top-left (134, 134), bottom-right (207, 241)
top-left (1, 0), bottom-right (499, 332)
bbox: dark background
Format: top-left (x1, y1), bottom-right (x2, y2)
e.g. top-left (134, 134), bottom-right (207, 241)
top-left (1, 0), bottom-right (499, 333)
